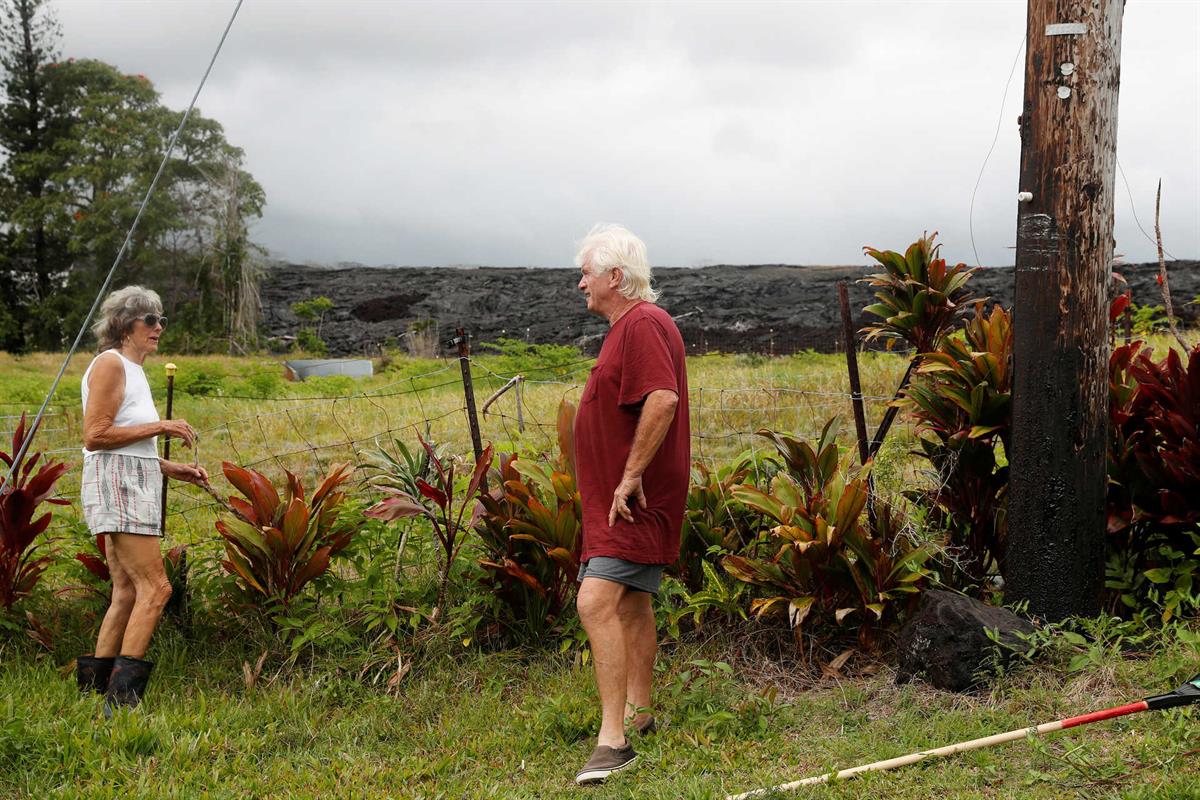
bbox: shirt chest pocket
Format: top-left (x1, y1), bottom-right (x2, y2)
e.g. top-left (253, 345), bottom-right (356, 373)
top-left (581, 363), bottom-right (613, 404)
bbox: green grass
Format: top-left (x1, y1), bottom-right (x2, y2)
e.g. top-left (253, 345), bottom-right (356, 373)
top-left (2, 628), bottom-right (1197, 799)
top-left (2, 341), bottom-right (1197, 798)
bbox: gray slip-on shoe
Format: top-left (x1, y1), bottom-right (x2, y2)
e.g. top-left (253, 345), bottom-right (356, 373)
top-left (575, 743), bottom-right (638, 785)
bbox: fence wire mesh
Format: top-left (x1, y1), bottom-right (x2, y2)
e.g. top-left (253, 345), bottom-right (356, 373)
top-left (13, 348), bottom-right (925, 550)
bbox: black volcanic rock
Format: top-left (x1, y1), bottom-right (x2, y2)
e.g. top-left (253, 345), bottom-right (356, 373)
top-left (259, 260), bottom-right (1199, 357)
top-left (895, 589), bottom-right (1037, 692)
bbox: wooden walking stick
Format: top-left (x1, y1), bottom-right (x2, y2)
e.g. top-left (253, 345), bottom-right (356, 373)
top-left (726, 676), bottom-right (1200, 799)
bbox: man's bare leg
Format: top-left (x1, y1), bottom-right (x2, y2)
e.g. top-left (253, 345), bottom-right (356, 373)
top-left (577, 576), bottom-right (630, 748)
top-left (619, 589), bottom-right (656, 730)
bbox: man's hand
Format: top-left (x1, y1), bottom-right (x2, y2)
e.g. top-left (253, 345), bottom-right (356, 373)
top-left (162, 460), bottom-right (209, 486)
top-left (609, 475), bottom-right (647, 527)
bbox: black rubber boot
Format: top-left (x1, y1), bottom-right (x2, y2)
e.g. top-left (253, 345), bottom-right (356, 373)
top-left (103, 656), bottom-right (154, 718)
top-left (75, 655), bottom-right (115, 695)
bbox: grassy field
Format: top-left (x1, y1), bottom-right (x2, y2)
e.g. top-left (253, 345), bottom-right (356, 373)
top-left (1, 343), bottom-right (1197, 799)
top-left (0, 346), bottom-right (922, 545)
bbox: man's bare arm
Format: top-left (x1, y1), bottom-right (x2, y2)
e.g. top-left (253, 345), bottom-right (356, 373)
top-left (608, 389), bottom-right (679, 526)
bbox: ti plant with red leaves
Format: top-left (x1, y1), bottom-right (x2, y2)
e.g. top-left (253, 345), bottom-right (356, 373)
top-left (859, 233), bottom-right (982, 461)
top-left (366, 436), bottom-right (493, 620)
top-left (861, 233), bottom-right (978, 354)
top-left (473, 400), bottom-right (582, 643)
top-left (0, 414), bottom-right (70, 619)
top-left (1107, 342), bottom-right (1200, 619)
top-left (899, 303), bottom-right (1013, 590)
top-left (474, 452), bottom-right (582, 643)
top-left (216, 461), bottom-right (354, 609)
top-left (722, 420), bottom-right (933, 650)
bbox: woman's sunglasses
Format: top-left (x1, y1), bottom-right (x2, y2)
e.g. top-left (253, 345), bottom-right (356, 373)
top-left (140, 313), bottom-right (168, 329)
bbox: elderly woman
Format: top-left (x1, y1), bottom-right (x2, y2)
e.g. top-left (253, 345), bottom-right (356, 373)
top-left (75, 286), bottom-right (207, 715)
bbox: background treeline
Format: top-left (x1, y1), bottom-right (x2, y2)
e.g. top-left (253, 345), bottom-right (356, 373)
top-left (0, 0), bottom-right (264, 354)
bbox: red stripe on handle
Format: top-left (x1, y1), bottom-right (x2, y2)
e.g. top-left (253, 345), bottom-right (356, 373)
top-left (1060, 701), bottom-right (1148, 730)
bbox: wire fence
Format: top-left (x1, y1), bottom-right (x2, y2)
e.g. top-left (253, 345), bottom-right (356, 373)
top-left (16, 346), bottom-right (923, 546)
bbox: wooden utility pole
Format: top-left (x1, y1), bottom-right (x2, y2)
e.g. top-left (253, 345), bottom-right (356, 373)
top-left (1006, 0), bottom-right (1124, 620)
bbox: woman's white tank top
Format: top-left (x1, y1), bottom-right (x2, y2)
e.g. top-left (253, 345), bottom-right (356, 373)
top-left (81, 349), bottom-right (160, 459)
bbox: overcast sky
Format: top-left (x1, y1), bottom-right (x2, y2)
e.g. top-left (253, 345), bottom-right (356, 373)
top-left (54, 0), bottom-right (1199, 268)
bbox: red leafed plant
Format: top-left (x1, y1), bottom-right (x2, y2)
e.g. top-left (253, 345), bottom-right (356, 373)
top-left (216, 461), bottom-right (354, 608)
top-left (0, 414), bottom-right (69, 614)
top-left (1108, 342), bottom-right (1200, 543)
top-left (861, 233), bottom-right (978, 354)
top-left (365, 436), bottom-right (493, 620)
top-left (473, 401), bottom-right (582, 643)
top-left (75, 534), bottom-right (111, 584)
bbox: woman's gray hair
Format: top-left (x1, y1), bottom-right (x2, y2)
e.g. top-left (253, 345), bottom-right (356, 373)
top-left (92, 286), bottom-right (163, 351)
top-left (574, 223), bottom-right (660, 303)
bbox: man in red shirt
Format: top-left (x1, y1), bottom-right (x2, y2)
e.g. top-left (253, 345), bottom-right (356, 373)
top-left (571, 223), bottom-right (690, 785)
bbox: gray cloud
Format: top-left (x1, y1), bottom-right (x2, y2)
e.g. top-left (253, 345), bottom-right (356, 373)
top-left (52, 0), bottom-right (1198, 268)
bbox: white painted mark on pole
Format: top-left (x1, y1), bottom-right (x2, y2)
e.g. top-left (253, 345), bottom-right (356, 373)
top-left (1060, 62), bottom-right (1075, 76)
top-left (1046, 22), bottom-right (1087, 36)
top-left (1057, 86), bottom-right (1072, 99)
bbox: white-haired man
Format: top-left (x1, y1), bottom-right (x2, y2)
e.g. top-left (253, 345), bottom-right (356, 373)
top-left (571, 224), bottom-right (689, 785)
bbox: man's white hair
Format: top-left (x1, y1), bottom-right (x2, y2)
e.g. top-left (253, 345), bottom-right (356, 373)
top-left (574, 223), bottom-right (659, 303)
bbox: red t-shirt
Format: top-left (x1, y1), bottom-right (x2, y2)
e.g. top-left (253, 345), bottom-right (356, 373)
top-left (574, 302), bottom-right (690, 565)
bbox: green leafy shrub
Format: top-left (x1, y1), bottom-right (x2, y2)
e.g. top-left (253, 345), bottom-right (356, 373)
top-left (722, 420), bottom-right (933, 649)
top-left (900, 302), bottom-right (1012, 589)
top-left (303, 374), bottom-right (355, 396)
top-left (295, 327), bottom-right (328, 356)
top-left (0, 415), bottom-right (69, 624)
top-left (176, 366), bottom-right (228, 397)
top-left (216, 461), bottom-right (355, 610)
top-left (475, 339), bottom-right (585, 380)
top-left (861, 232), bottom-right (977, 353)
top-left (1127, 303), bottom-right (1168, 335)
top-left (470, 398), bottom-right (581, 645)
top-left (474, 452), bottom-right (581, 644)
top-left (661, 659), bottom-right (777, 745)
top-left (292, 294), bottom-right (335, 355)
top-left (673, 454), bottom-right (769, 593)
top-left (232, 369), bottom-right (285, 398)
top-left (365, 437), bottom-right (492, 619)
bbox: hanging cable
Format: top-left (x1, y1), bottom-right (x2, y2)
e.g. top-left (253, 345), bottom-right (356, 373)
top-left (968, 34), bottom-right (1026, 268)
top-left (1, 0), bottom-right (245, 494)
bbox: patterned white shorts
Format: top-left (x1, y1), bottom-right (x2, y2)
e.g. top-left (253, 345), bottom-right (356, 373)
top-left (81, 453), bottom-right (162, 537)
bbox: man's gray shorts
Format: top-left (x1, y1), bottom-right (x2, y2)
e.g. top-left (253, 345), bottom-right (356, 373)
top-left (577, 556), bottom-right (664, 595)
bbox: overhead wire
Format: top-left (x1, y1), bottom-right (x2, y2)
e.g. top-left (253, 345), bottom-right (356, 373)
top-left (968, 33), bottom-right (1026, 269)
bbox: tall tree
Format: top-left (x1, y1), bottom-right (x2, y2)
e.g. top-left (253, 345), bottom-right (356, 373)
top-left (0, 32), bottom-right (265, 351)
top-left (0, 0), bottom-right (68, 350)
